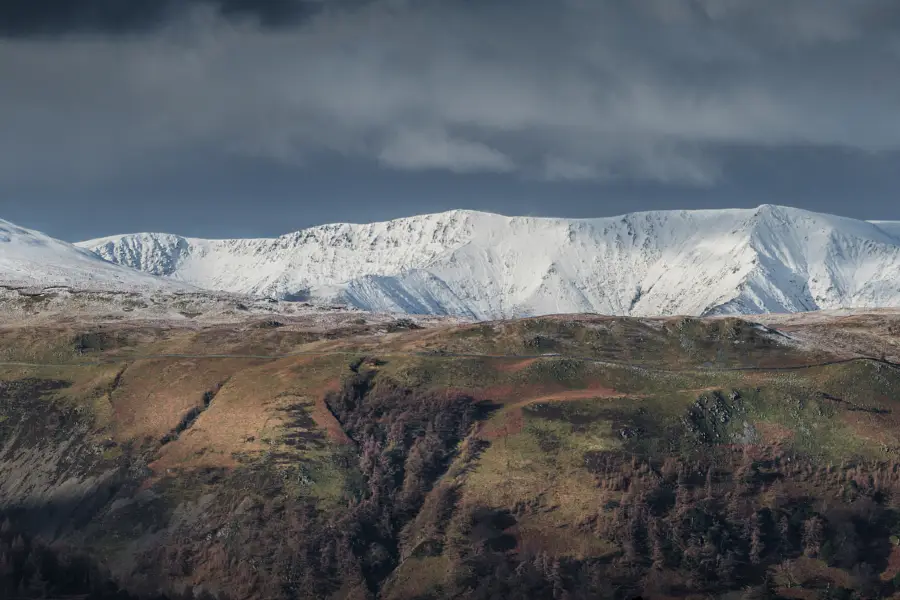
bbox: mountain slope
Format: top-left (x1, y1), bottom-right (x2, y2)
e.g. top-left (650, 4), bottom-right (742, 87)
top-left (0, 219), bottom-right (190, 293)
top-left (4, 312), bottom-right (900, 599)
top-left (871, 219), bottom-right (900, 241)
top-left (78, 206), bottom-right (900, 318)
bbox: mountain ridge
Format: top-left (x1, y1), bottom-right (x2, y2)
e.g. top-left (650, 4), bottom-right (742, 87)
top-left (74, 205), bottom-right (900, 318)
top-left (79, 205), bottom-right (900, 243)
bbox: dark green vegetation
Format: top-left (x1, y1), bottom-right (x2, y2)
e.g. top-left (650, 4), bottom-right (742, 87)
top-left (0, 513), bottom-right (176, 599)
top-left (2, 314), bottom-right (900, 599)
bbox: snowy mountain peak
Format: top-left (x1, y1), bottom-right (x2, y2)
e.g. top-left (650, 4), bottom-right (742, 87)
top-left (86, 232), bottom-right (191, 277)
top-left (75, 206), bottom-right (900, 318)
top-left (0, 219), bottom-right (191, 293)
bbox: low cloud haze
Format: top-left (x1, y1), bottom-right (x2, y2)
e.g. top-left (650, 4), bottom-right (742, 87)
top-left (1, 0), bottom-right (899, 238)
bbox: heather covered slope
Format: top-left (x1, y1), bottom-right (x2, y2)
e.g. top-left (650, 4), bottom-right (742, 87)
top-left (80, 205), bottom-right (900, 318)
top-left (2, 304), bottom-right (900, 598)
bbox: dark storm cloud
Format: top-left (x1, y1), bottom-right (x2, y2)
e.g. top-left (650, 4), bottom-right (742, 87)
top-left (1, 0), bottom-right (899, 187)
top-left (0, 0), bottom-right (327, 36)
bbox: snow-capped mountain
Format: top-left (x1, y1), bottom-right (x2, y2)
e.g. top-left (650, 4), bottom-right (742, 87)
top-left (0, 219), bottom-right (191, 293)
top-left (77, 205), bottom-right (900, 319)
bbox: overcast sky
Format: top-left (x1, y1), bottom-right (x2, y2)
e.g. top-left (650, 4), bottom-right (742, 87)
top-left (2, 0), bottom-right (900, 241)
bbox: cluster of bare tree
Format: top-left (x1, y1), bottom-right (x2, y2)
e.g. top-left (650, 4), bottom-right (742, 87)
top-left (236, 371), bottom-right (900, 599)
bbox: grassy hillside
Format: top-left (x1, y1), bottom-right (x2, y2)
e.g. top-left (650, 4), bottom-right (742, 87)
top-left (1, 312), bottom-right (900, 599)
